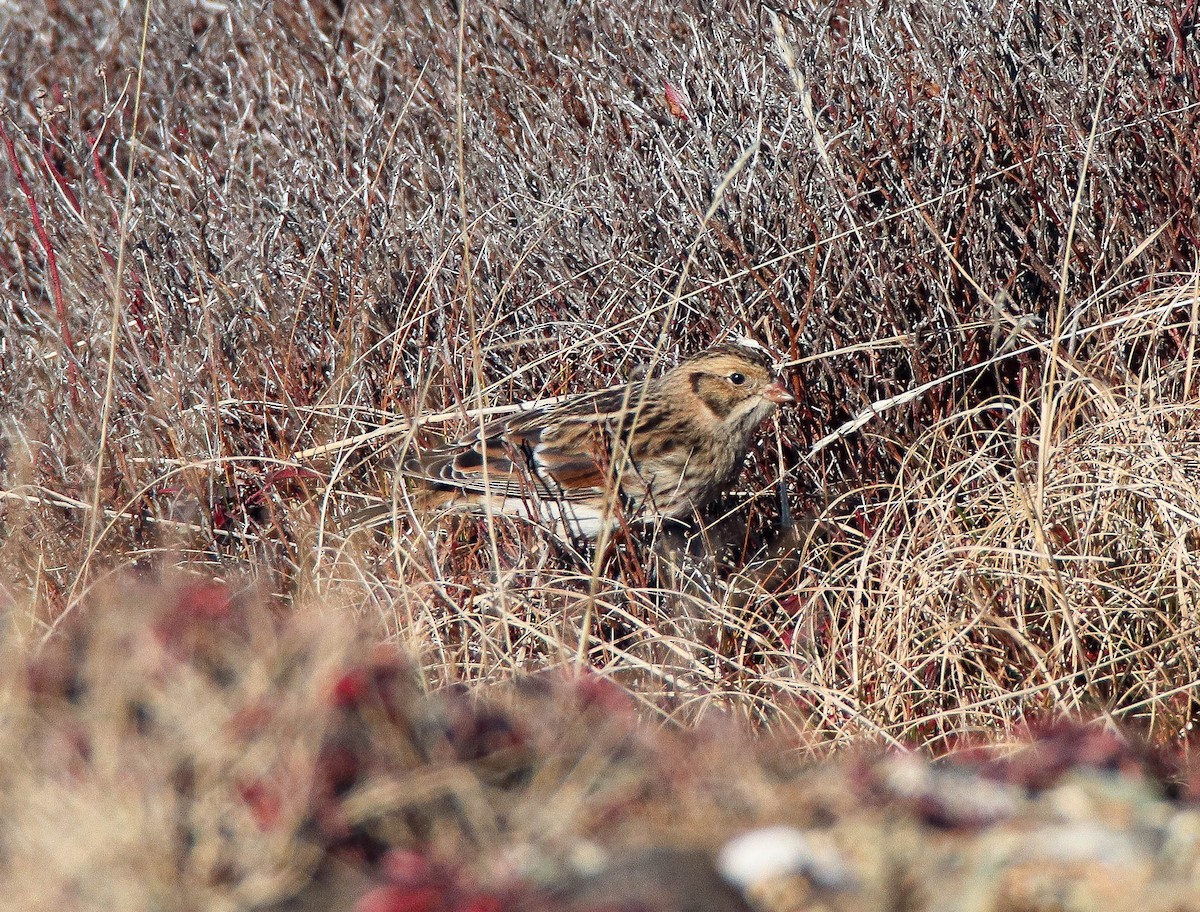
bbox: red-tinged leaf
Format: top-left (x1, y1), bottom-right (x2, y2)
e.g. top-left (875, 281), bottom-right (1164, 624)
top-left (664, 80), bottom-right (690, 120)
top-left (356, 885), bottom-right (440, 912)
top-left (315, 745), bottom-right (361, 796)
top-left (238, 778), bottom-right (283, 830)
top-left (575, 669), bottom-right (635, 716)
top-left (177, 581), bottom-right (232, 620)
top-left (228, 700), bottom-right (276, 738)
top-left (457, 896), bottom-right (502, 912)
top-left (382, 850), bottom-right (432, 884)
top-left (262, 466), bottom-right (322, 488)
top-left (1046, 521), bottom-right (1073, 548)
top-left (332, 669), bottom-right (369, 708)
top-left (777, 594), bottom-right (804, 616)
top-left (246, 465), bottom-right (322, 505)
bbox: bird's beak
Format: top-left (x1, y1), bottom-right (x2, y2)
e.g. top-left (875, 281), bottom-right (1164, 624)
top-left (763, 381), bottom-right (795, 404)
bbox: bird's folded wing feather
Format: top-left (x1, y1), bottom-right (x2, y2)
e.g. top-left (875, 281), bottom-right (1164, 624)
top-left (402, 387), bottom-right (647, 502)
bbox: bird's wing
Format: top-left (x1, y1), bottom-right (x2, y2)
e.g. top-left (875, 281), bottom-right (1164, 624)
top-left (404, 388), bottom-right (637, 503)
top-left (513, 386), bottom-right (665, 494)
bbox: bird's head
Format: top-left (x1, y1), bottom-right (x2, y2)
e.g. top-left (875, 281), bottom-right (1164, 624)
top-left (664, 341), bottom-right (794, 429)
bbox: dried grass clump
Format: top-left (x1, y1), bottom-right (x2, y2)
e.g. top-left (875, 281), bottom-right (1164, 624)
top-left (758, 279), bottom-right (1200, 748)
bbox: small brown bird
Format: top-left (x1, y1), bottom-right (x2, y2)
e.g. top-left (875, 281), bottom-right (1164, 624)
top-left (358, 340), bottom-right (793, 540)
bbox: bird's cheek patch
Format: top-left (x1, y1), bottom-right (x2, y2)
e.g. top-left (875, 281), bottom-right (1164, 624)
top-left (693, 375), bottom-right (734, 420)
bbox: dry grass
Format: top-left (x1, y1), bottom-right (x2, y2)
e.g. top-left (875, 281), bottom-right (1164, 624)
top-left (2, 0), bottom-right (1200, 905)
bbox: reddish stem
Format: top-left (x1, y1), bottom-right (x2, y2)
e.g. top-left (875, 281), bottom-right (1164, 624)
top-left (40, 148), bottom-right (82, 217)
top-left (0, 116), bottom-right (81, 405)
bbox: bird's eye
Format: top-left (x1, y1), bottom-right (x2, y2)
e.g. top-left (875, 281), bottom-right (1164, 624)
top-left (729, 372), bottom-right (746, 385)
